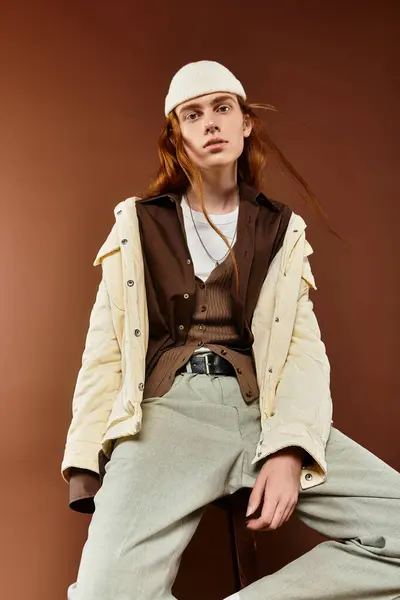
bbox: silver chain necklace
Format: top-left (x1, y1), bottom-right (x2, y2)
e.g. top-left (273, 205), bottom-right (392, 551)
top-left (187, 197), bottom-right (239, 267)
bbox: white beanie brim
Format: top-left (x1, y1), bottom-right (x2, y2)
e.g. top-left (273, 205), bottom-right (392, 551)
top-left (165, 60), bottom-right (246, 117)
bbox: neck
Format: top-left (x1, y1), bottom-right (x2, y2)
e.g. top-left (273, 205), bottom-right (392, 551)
top-left (186, 164), bottom-right (239, 214)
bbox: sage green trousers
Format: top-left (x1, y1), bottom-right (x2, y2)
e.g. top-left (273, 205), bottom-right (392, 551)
top-left (68, 373), bottom-right (400, 599)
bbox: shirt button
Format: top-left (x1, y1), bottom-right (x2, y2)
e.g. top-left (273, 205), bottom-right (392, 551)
top-left (246, 391), bottom-right (252, 398)
top-left (197, 324), bottom-right (204, 330)
top-left (305, 473), bottom-right (313, 481)
top-left (121, 239), bottom-right (128, 245)
top-left (134, 329), bottom-right (141, 337)
top-left (127, 280), bottom-right (134, 287)
top-left (268, 367), bottom-right (273, 373)
top-left (275, 317), bottom-right (280, 323)
top-left (201, 306), bottom-right (206, 312)
top-left (138, 383), bottom-right (144, 391)
top-left (257, 451), bottom-right (262, 457)
top-left (116, 209), bottom-right (122, 215)
top-left (187, 259), bottom-right (191, 264)
top-left (184, 293), bottom-right (189, 299)
top-left (199, 282), bottom-right (205, 289)
top-left (179, 325), bottom-right (185, 330)
top-left (237, 368), bottom-right (242, 374)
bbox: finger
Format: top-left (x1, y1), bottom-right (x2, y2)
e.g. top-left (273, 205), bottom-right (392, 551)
top-left (280, 499), bottom-right (297, 527)
top-left (285, 494), bottom-right (299, 522)
top-left (277, 502), bottom-right (294, 529)
top-left (266, 501), bottom-right (287, 531)
top-left (247, 494), bottom-right (279, 531)
top-left (279, 504), bottom-right (292, 527)
top-left (285, 501), bottom-right (297, 523)
top-left (259, 491), bottom-right (280, 529)
top-left (246, 472), bottom-right (268, 517)
top-left (267, 492), bottom-right (297, 531)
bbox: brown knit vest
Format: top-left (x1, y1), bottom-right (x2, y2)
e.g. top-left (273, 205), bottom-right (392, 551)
top-left (143, 255), bottom-right (259, 402)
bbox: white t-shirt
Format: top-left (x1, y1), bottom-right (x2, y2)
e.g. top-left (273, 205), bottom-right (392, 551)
top-left (181, 195), bottom-right (238, 283)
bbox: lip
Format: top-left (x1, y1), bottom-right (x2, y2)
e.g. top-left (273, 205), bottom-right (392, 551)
top-left (204, 138), bottom-right (227, 148)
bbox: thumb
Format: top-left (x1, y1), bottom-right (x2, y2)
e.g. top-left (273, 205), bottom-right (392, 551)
top-left (246, 472), bottom-right (267, 517)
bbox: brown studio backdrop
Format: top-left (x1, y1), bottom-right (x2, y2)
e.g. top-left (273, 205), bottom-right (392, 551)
top-left (0, 1), bottom-right (398, 598)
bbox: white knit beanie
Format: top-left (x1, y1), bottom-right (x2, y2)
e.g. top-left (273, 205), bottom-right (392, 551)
top-left (164, 60), bottom-right (246, 117)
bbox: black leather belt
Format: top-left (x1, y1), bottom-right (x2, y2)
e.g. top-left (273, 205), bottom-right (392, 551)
top-left (178, 352), bottom-right (236, 376)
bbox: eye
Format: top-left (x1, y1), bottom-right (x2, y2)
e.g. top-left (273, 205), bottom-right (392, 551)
top-left (218, 105), bottom-right (231, 113)
top-left (185, 112), bottom-right (199, 122)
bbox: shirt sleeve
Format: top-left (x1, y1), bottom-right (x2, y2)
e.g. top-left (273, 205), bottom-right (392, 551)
top-left (68, 468), bottom-right (101, 514)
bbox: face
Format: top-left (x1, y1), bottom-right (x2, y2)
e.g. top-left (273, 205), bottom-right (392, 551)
top-left (175, 92), bottom-right (252, 171)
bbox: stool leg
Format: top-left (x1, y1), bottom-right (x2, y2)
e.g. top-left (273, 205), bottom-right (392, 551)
top-left (230, 490), bottom-right (258, 589)
top-left (227, 502), bottom-right (241, 591)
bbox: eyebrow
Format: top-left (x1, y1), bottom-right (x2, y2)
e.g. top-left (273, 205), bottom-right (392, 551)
top-left (178, 94), bottom-right (236, 116)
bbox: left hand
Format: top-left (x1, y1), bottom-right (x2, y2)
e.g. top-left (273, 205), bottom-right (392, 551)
top-left (246, 447), bottom-right (305, 531)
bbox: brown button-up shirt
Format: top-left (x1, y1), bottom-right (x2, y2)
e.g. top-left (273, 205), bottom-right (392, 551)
top-left (68, 181), bottom-right (292, 512)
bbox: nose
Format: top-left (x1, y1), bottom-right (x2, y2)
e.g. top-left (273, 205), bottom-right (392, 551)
top-left (205, 120), bottom-right (220, 134)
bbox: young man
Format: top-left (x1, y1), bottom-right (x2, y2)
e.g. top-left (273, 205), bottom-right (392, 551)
top-left (63, 60), bottom-right (400, 599)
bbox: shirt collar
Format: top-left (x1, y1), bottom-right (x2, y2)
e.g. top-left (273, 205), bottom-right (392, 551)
top-left (138, 179), bottom-right (279, 212)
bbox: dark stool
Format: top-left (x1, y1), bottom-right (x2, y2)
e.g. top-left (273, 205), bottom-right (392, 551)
top-left (213, 488), bottom-right (258, 590)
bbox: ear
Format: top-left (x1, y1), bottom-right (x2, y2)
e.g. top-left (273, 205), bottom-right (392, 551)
top-left (243, 114), bottom-right (253, 138)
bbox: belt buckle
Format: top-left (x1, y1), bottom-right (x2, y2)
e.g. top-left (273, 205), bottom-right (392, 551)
top-left (204, 353), bottom-right (210, 375)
